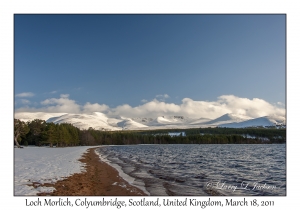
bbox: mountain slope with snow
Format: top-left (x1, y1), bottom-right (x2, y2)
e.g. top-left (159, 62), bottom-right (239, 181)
top-left (117, 118), bottom-right (149, 130)
top-left (135, 116), bottom-right (202, 126)
top-left (14, 112), bottom-right (286, 130)
top-left (218, 116), bottom-right (286, 128)
top-left (203, 113), bottom-right (253, 126)
top-left (14, 112), bottom-right (67, 122)
top-left (47, 112), bottom-right (122, 131)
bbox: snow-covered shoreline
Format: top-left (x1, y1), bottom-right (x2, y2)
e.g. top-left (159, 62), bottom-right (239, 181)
top-left (95, 147), bottom-right (150, 195)
top-left (14, 146), bottom-right (95, 196)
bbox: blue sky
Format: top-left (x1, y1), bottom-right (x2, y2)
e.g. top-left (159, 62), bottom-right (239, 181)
top-left (14, 14), bottom-right (286, 118)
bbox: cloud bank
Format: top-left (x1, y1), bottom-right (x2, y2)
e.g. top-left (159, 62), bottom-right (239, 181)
top-left (16, 92), bottom-right (35, 97)
top-left (15, 94), bottom-right (285, 119)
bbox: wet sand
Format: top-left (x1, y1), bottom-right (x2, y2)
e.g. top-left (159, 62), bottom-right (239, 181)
top-left (35, 147), bottom-right (146, 196)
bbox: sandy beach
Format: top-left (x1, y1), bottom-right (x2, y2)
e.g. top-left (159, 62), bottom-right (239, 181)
top-left (34, 147), bottom-right (146, 196)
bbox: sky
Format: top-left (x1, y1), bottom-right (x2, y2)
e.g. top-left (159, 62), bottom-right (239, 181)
top-left (14, 14), bottom-right (286, 118)
top-left (3, 1), bottom-right (300, 208)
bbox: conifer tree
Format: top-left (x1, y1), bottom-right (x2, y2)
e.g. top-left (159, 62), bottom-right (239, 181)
top-left (14, 119), bottom-right (29, 148)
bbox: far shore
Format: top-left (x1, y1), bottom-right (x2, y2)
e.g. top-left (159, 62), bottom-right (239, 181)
top-left (35, 147), bottom-right (146, 196)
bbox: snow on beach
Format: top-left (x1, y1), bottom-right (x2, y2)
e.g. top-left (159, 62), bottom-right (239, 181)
top-left (14, 146), bottom-right (95, 195)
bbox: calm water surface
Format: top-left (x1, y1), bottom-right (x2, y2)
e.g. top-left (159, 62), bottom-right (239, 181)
top-left (97, 144), bottom-right (286, 196)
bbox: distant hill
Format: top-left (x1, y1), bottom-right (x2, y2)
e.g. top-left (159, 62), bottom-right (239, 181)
top-left (14, 112), bottom-right (286, 130)
top-left (201, 113), bottom-right (253, 126)
top-left (218, 116), bottom-right (286, 128)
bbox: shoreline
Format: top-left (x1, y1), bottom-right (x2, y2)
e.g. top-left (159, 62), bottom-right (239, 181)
top-left (36, 147), bottom-right (147, 196)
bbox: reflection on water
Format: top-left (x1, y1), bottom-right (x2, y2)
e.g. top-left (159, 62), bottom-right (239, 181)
top-left (97, 144), bottom-right (286, 196)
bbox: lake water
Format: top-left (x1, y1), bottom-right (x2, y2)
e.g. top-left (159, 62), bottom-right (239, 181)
top-left (97, 144), bottom-right (286, 196)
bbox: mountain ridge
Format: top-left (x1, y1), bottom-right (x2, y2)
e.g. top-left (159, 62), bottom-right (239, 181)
top-left (14, 111), bottom-right (286, 130)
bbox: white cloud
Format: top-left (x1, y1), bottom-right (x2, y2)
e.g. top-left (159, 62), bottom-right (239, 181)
top-left (141, 99), bottom-right (148, 103)
top-left (21, 99), bottom-right (30, 105)
top-left (107, 99), bottom-right (181, 118)
top-left (15, 94), bottom-right (286, 120)
top-left (155, 94), bottom-right (170, 102)
top-left (16, 92), bottom-right (34, 97)
top-left (38, 95), bottom-right (81, 113)
top-left (277, 102), bottom-right (285, 107)
top-left (156, 94), bottom-right (169, 99)
top-left (216, 95), bottom-right (285, 118)
top-left (60, 94), bottom-right (69, 98)
top-left (108, 95), bottom-right (285, 119)
top-left (83, 102), bottom-right (109, 113)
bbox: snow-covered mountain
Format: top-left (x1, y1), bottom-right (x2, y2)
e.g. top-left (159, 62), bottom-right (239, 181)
top-left (117, 118), bottom-right (149, 130)
top-left (14, 112), bottom-right (67, 122)
top-left (46, 112), bottom-right (121, 131)
top-left (218, 116), bottom-right (286, 128)
top-left (14, 112), bottom-right (286, 130)
top-left (201, 113), bottom-right (253, 126)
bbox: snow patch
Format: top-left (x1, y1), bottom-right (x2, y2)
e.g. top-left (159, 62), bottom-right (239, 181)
top-left (14, 146), bottom-right (94, 195)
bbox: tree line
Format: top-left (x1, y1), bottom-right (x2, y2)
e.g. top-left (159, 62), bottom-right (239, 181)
top-left (14, 119), bottom-right (286, 148)
top-left (14, 119), bottom-right (80, 148)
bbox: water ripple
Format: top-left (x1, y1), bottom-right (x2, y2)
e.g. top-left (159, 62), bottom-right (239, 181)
top-left (98, 144), bottom-right (286, 196)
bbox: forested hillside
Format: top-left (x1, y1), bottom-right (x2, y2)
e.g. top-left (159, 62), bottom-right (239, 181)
top-left (14, 119), bottom-right (286, 147)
